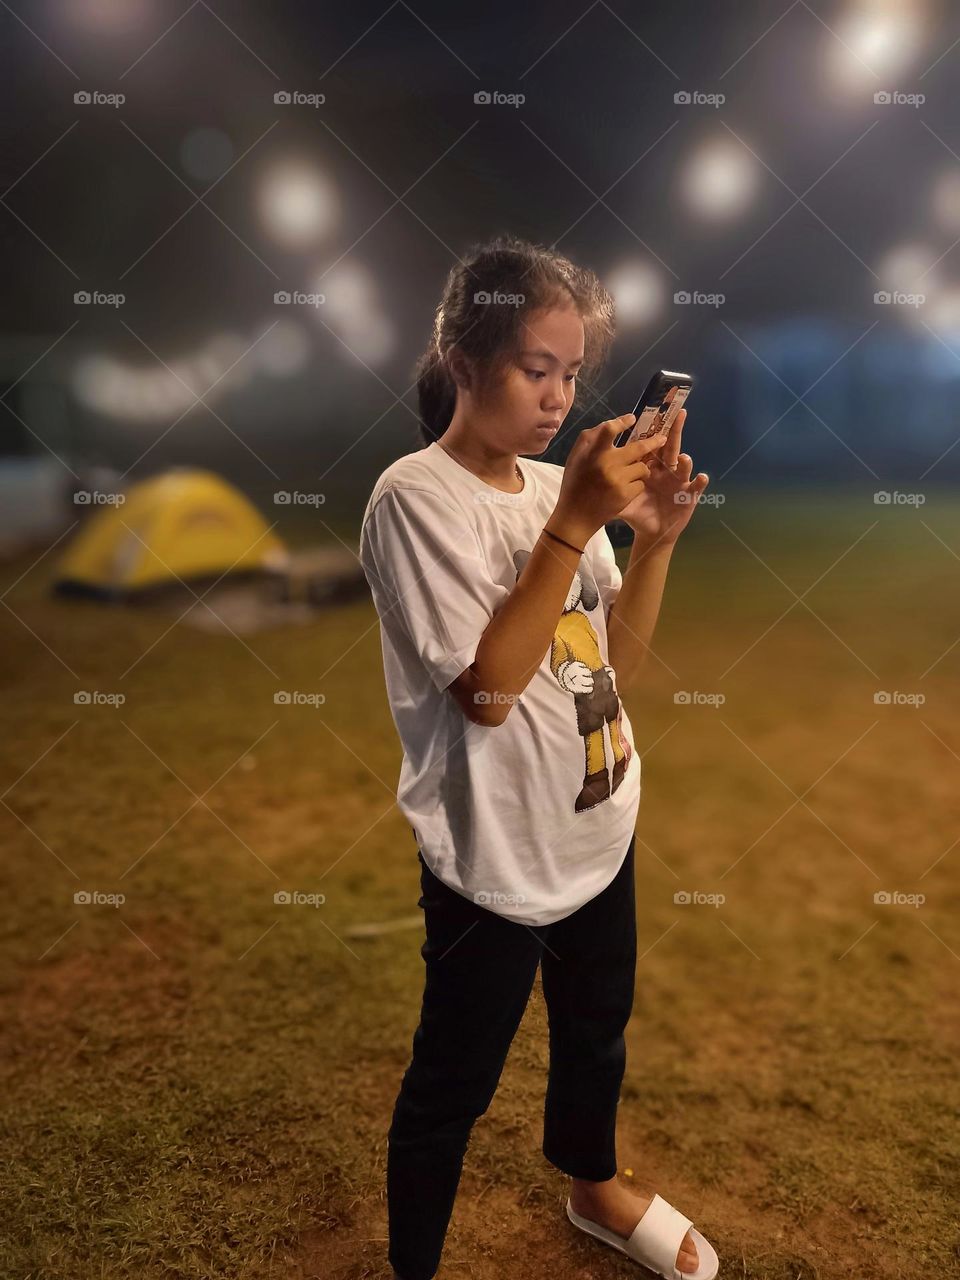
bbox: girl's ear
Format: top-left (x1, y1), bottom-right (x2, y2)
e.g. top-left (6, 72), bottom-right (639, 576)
top-left (447, 346), bottom-right (473, 391)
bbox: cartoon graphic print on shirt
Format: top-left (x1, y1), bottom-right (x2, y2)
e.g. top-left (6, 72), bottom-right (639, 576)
top-left (512, 548), bottom-right (633, 814)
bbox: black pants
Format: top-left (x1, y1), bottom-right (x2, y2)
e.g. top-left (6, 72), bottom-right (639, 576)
top-left (386, 834), bottom-right (638, 1280)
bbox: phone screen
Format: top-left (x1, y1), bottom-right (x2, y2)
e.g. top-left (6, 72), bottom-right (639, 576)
top-left (628, 383), bottom-right (692, 441)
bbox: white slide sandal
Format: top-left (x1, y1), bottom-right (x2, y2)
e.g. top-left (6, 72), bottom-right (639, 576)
top-left (566, 1191), bottom-right (720, 1280)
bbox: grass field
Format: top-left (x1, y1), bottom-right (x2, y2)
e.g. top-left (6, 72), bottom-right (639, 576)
top-left (2, 486), bottom-right (959, 1279)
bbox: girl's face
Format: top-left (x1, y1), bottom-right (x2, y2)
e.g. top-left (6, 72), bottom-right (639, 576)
top-left (474, 302), bottom-right (585, 455)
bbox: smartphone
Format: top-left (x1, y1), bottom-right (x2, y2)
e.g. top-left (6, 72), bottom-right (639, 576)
top-left (613, 369), bottom-right (694, 446)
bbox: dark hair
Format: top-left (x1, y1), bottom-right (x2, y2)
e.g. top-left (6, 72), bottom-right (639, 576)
top-left (413, 234), bottom-right (616, 446)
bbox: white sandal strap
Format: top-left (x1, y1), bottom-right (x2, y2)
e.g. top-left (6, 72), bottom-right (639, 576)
top-left (625, 1192), bottom-right (694, 1277)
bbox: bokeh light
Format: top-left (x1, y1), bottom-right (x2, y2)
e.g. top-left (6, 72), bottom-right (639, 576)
top-left (876, 242), bottom-right (942, 293)
top-left (315, 259), bottom-right (395, 366)
top-left (256, 318), bottom-right (312, 376)
top-left (680, 137), bottom-right (759, 219)
top-left (605, 260), bottom-right (666, 327)
top-left (259, 163), bottom-right (339, 248)
top-left (57, 0), bottom-right (153, 32)
top-left (825, 0), bottom-right (928, 87)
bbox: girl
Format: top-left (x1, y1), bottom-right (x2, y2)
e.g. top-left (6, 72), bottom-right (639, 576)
top-left (359, 235), bottom-right (715, 1280)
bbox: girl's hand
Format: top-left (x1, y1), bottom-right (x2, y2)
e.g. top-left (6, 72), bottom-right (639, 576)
top-left (615, 409), bottom-right (709, 550)
top-left (550, 413), bottom-right (661, 549)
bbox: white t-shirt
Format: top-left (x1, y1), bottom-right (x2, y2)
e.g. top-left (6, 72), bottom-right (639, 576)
top-left (358, 440), bottom-right (641, 926)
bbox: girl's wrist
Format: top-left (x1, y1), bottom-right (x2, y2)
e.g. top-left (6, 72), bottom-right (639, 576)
top-left (545, 505), bottom-right (596, 553)
top-left (628, 530), bottom-right (676, 558)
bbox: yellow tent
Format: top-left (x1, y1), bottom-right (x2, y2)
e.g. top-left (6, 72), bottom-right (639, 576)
top-left (54, 468), bottom-right (288, 598)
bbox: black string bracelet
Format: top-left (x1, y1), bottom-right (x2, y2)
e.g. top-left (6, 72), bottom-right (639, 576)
top-left (542, 527), bottom-right (585, 557)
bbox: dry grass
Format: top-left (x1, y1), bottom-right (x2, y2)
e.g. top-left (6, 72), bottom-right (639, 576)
top-left (2, 487), bottom-right (959, 1278)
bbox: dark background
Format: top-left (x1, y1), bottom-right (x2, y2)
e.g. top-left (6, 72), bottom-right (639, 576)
top-left (2, 0), bottom-right (958, 543)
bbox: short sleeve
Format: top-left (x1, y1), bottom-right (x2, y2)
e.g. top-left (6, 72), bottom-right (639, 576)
top-left (590, 527), bottom-right (623, 616)
top-left (360, 486), bottom-right (508, 693)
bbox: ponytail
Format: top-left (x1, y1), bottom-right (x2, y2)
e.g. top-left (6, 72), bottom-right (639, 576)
top-left (415, 344), bottom-right (457, 446)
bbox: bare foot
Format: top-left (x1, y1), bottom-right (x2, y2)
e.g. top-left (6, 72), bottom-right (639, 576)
top-left (569, 1175), bottom-right (699, 1274)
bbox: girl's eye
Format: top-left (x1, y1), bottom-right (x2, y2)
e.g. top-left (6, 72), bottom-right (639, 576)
top-left (525, 370), bottom-right (578, 381)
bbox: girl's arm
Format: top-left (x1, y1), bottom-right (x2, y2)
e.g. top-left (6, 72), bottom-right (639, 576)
top-left (605, 540), bottom-right (674, 694)
top-left (602, 407), bottom-right (709, 694)
top-left (448, 414), bottom-right (669, 727)
top-left (447, 517), bottom-right (588, 726)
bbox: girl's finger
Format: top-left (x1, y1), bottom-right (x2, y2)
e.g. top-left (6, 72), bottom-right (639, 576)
top-left (663, 409), bottom-right (686, 470)
top-left (675, 452), bottom-right (694, 482)
top-left (679, 472), bottom-right (709, 507)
